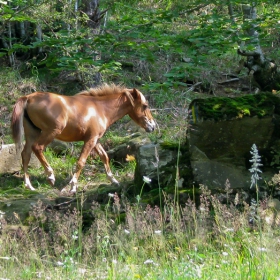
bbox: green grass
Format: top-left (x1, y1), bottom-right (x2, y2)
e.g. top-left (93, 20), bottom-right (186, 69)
top-left (2, 146), bottom-right (280, 280)
top-left (1, 187), bottom-right (280, 279)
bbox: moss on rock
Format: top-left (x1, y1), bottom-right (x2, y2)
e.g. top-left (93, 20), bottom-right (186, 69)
top-left (189, 93), bottom-right (280, 122)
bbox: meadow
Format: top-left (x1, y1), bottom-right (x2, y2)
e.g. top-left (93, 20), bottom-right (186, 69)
top-left (1, 113), bottom-right (280, 279)
top-left (1, 1), bottom-right (280, 275)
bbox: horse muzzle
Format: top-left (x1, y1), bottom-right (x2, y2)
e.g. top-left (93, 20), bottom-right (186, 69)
top-left (145, 119), bottom-right (156, 132)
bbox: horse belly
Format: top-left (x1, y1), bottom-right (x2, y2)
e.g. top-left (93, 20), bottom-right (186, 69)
top-left (55, 129), bottom-right (85, 142)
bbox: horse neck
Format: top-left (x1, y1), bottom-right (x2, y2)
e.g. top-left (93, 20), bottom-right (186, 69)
top-left (103, 95), bottom-right (133, 125)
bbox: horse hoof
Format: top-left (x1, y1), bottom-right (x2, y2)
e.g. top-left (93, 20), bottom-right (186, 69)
top-left (47, 173), bottom-right (55, 186)
top-left (61, 186), bottom-right (69, 193)
top-left (25, 183), bottom-right (36, 191)
top-left (109, 177), bottom-right (119, 185)
top-left (60, 185), bottom-right (77, 196)
top-left (47, 180), bottom-right (55, 187)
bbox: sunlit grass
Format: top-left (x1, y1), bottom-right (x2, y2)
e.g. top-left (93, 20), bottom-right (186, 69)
top-left (1, 136), bottom-right (280, 280)
top-left (1, 186), bottom-right (280, 279)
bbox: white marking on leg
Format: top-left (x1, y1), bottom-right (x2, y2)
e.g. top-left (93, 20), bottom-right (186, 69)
top-left (24, 174), bottom-right (35, 191)
top-left (47, 172), bottom-right (56, 185)
top-left (45, 167), bottom-right (55, 186)
top-left (69, 174), bottom-right (78, 193)
top-left (107, 172), bottom-right (119, 184)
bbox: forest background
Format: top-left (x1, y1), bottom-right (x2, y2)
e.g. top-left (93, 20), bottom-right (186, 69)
top-left (1, 0), bottom-right (280, 279)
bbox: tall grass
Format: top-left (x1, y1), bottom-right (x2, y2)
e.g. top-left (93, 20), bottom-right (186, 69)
top-left (1, 177), bottom-right (280, 279)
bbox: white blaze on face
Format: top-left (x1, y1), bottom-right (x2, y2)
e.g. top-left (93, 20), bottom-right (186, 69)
top-left (84, 107), bottom-right (97, 122)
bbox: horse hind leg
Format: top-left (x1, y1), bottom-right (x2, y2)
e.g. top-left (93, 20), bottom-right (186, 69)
top-left (21, 119), bottom-right (41, 190)
top-left (31, 131), bottom-right (58, 186)
top-left (22, 142), bottom-right (36, 191)
top-left (94, 143), bottom-right (119, 185)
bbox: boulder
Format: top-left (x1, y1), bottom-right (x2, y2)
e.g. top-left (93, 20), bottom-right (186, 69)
top-left (107, 133), bottom-right (151, 163)
top-left (188, 93), bottom-right (280, 190)
top-left (48, 139), bottom-right (70, 155)
top-left (0, 195), bottom-right (50, 222)
top-left (0, 144), bottom-right (40, 174)
top-left (134, 143), bottom-right (189, 193)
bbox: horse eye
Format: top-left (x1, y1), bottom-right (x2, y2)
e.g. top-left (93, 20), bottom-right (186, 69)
top-left (143, 104), bottom-right (148, 110)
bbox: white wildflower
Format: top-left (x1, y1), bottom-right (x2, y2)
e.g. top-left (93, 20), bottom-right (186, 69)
top-left (72, 232), bottom-right (78, 240)
top-left (144, 259), bottom-right (155, 265)
top-left (225, 228), bottom-right (234, 232)
top-left (154, 230), bottom-right (161, 234)
top-left (258, 247), bottom-right (267, 252)
top-left (0, 257), bottom-right (11, 260)
top-left (222, 252), bottom-right (228, 256)
top-left (78, 268), bottom-right (87, 275)
top-left (0, 210), bottom-right (5, 219)
top-left (108, 193), bottom-right (114, 198)
top-left (124, 229), bottom-right (130, 234)
top-left (249, 144), bottom-right (262, 188)
top-left (143, 176), bottom-right (152, 184)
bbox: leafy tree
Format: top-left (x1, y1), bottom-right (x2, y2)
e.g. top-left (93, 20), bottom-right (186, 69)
top-left (0, 0), bottom-right (280, 90)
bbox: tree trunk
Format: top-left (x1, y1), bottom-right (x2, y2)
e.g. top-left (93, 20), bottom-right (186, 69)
top-left (6, 22), bottom-right (15, 66)
top-left (81, 0), bottom-right (107, 30)
top-left (238, 4), bottom-right (280, 91)
top-left (79, 0), bottom-right (108, 87)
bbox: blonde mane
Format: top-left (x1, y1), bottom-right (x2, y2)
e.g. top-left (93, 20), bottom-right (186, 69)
top-left (76, 84), bottom-right (125, 97)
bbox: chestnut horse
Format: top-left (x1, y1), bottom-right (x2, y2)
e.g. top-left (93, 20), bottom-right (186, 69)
top-left (11, 84), bottom-right (156, 193)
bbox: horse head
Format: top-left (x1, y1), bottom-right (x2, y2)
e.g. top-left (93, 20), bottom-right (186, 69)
top-left (125, 88), bottom-right (156, 133)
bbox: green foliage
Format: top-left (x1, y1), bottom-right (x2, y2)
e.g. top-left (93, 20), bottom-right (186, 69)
top-left (190, 92), bottom-right (280, 121)
top-left (1, 0), bottom-right (280, 89)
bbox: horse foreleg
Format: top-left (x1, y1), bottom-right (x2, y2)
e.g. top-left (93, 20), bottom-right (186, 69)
top-left (94, 143), bottom-right (119, 184)
top-left (69, 139), bottom-right (97, 193)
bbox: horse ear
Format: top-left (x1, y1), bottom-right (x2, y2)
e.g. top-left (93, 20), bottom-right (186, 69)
top-left (131, 88), bottom-right (140, 100)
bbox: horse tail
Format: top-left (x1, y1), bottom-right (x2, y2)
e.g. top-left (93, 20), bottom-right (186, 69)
top-left (11, 96), bottom-right (28, 151)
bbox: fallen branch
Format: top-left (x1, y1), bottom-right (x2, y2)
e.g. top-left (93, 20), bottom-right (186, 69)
top-left (186, 82), bottom-right (202, 92)
top-left (237, 48), bottom-right (261, 58)
top-left (218, 78), bottom-right (239, 84)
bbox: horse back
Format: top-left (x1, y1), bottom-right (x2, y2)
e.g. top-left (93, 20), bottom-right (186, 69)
top-left (24, 92), bottom-right (102, 142)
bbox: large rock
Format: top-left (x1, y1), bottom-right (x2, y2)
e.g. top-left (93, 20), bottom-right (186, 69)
top-left (0, 195), bottom-right (49, 222)
top-left (48, 139), bottom-right (70, 155)
top-left (134, 143), bottom-right (191, 192)
top-left (0, 144), bottom-right (40, 174)
top-left (188, 93), bottom-right (280, 190)
top-left (107, 133), bottom-right (151, 163)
